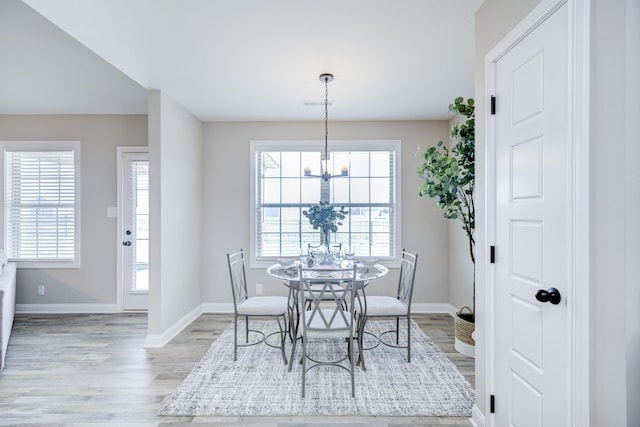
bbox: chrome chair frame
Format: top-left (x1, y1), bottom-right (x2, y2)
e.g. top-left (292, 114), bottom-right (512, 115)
top-left (227, 249), bottom-right (288, 364)
top-left (290, 264), bottom-right (360, 398)
top-left (357, 249), bottom-right (418, 369)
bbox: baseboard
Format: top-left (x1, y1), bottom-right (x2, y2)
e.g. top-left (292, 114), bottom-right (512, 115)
top-left (470, 404), bottom-right (486, 427)
top-left (201, 303), bottom-right (234, 313)
top-left (16, 303), bottom-right (120, 314)
top-left (411, 303), bottom-right (458, 315)
top-left (144, 304), bottom-right (203, 348)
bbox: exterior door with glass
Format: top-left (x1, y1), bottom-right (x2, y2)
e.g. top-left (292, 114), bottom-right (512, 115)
top-left (119, 149), bottom-right (149, 311)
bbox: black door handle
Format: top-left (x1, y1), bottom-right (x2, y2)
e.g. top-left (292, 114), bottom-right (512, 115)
top-left (535, 287), bottom-right (561, 305)
top-left (122, 241), bottom-right (132, 246)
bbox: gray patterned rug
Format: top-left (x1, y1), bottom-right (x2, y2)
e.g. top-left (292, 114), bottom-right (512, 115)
top-left (158, 319), bottom-right (474, 417)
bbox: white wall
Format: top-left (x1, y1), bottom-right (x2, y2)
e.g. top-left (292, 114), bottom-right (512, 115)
top-left (202, 120), bottom-right (452, 307)
top-left (625, 1), bottom-right (640, 424)
top-left (591, 0), bottom-right (638, 424)
top-left (0, 115), bottom-right (147, 308)
top-left (147, 91), bottom-right (203, 336)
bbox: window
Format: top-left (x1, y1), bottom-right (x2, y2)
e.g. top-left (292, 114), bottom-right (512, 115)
top-left (2, 141), bottom-right (80, 268)
top-left (250, 140), bottom-right (400, 266)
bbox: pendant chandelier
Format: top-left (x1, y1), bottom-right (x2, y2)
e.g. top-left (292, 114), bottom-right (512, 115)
top-left (304, 73), bottom-right (348, 181)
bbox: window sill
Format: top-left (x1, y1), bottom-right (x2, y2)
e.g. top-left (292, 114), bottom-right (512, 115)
top-left (12, 260), bottom-right (81, 269)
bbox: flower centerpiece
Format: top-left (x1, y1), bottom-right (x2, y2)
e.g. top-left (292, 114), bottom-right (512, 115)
top-left (302, 201), bottom-right (348, 254)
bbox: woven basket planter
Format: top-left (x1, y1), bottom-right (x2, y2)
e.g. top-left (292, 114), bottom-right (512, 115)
top-left (454, 306), bottom-right (475, 358)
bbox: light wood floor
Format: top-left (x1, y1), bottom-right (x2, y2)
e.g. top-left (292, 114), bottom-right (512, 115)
top-left (0, 313), bottom-right (475, 426)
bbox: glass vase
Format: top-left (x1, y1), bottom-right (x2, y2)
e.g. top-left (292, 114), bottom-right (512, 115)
top-left (322, 230), bottom-right (331, 254)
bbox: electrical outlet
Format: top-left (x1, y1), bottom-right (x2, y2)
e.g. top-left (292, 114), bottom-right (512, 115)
top-left (255, 283), bottom-right (263, 295)
top-left (37, 285), bottom-right (45, 296)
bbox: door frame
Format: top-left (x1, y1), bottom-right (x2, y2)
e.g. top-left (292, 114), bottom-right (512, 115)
top-left (483, 0), bottom-right (590, 426)
top-left (116, 146), bottom-right (149, 312)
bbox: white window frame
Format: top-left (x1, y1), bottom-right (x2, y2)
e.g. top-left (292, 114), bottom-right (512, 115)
top-left (0, 141), bottom-right (81, 268)
top-left (249, 140), bottom-right (401, 268)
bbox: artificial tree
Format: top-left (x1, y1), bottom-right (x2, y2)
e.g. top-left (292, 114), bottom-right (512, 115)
top-left (417, 97), bottom-right (475, 320)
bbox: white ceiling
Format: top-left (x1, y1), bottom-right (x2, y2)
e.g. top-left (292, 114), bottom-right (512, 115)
top-left (2, 0), bottom-right (483, 121)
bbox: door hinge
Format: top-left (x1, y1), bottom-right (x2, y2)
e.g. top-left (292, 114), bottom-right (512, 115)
top-left (491, 95), bottom-right (496, 115)
top-left (490, 246), bottom-right (496, 263)
top-left (490, 394), bottom-right (496, 413)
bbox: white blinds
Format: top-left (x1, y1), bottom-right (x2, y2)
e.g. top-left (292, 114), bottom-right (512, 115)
top-left (5, 150), bottom-right (75, 261)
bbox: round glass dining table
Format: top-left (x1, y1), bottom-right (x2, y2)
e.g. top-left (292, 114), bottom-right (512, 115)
top-left (267, 260), bottom-right (389, 347)
top-left (266, 260), bottom-right (389, 284)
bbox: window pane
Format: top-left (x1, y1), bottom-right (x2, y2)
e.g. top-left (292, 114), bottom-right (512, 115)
top-left (331, 152), bottom-right (350, 175)
top-left (301, 179), bottom-right (321, 203)
top-left (262, 152), bottom-right (281, 177)
top-left (301, 152), bottom-right (320, 174)
top-left (281, 178), bottom-right (300, 203)
top-left (348, 152), bottom-right (370, 177)
top-left (370, 152), bottom-right (390, 177)
top-left (262, 178), bottom-right (281, 203)
top-left (371, 177), bottom-right (391, 203)
top-left (281, 152), bottom-right (301, 177)
top-left (331, 179), bottom-right (349, 204)
top-left (350, 178), bottom-right (370, 203)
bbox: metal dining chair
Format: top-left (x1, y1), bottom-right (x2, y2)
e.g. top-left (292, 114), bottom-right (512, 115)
top-left (290, 264), bottom-right (359, 397)
top-left (356, 249), bottom-right (418, 369)
top-left (227, 249), bottom-right (288, 364)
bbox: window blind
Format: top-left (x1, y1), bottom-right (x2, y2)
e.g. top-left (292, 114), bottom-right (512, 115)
top-left (5, 150), bottom-right (75, 261)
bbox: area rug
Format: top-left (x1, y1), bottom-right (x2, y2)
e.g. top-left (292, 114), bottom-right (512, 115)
top-left (158, 320), bottom-right (474, 417)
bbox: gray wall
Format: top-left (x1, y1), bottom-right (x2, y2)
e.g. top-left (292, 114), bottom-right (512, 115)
top-left (0, 115), bottom-right (147, 307)
top-left (202, 120), bottom-right (453, 307)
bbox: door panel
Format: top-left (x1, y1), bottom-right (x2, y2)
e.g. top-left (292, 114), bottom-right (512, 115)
top-left (494, 3), bottom-right (568, 426)
top-left (121, 151), bottom-right (149, 311)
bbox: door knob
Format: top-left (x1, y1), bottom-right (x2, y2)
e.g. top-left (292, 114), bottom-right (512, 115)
top-left (535, 287), bottom-right (561, 305)
top-left (122, 240), bottom-right (132, 246)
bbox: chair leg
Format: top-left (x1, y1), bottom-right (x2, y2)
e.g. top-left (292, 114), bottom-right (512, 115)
top-left (277, 316), bottom-right (288, 365)
top-left (288, 322), bottom-right (298, 372)
top-left (301, 341), bottom-right (307, 397)
top-left (245, 317), bottom-right (249, 343)
top-left (233, 315), bottom-right (238, 361)
top-left (350, 334), bottom-right (355, 398)
top-left (407, 315), bottom-right (411, 362)
top-left (357, 315), bottom-right (367, 371)
top-left (396, 316), bottom-right (400, 345)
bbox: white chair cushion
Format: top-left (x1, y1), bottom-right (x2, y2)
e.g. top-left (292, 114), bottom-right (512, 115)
top-left (237, 296), bottom-right (288, 316)
top-left (359, 295), bottom-right (408, 316)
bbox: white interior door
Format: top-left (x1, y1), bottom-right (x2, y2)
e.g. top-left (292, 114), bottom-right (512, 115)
top-left (493, 3), bottom-right (569, 426)
top-left (120, 150), bottom-right (149, 311)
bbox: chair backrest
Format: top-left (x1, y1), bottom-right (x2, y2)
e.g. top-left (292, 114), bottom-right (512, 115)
top-left (397, 249), bottom-right (418, 309)
top-left (227, 250), bottom-right (248, 310)
top-left (298, 265), bottom-right (358, 336)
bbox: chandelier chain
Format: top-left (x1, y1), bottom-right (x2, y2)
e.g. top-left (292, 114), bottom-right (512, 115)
top-left (324, 75), bottom-right (329, 169)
